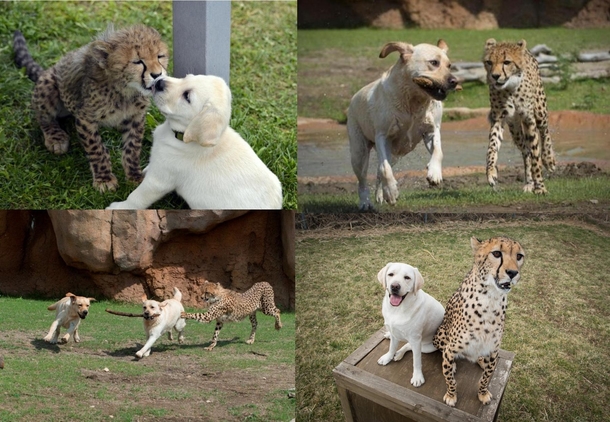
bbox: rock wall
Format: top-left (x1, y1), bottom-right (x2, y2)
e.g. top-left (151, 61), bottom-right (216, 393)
top-left (0, 210), bottom-right (294, 310)
top-left (298, 0), bottom-right (609, 29)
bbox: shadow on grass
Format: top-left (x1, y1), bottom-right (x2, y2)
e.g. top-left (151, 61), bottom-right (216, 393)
top-left (31, 338), bottom-right (61, 353)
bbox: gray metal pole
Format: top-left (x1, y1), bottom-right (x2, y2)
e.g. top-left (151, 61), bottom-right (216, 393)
top-left (172, 1), bottom-right (231, 84)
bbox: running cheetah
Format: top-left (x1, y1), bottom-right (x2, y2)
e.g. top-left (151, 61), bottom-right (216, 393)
top-left (13, 25), bottom-right (169, 192)
top-left (433, 236), bottom-right (525, 407)
top-left (483, 39), bottom-right (555, 194)
top-left (181, 281), bottom-right (282, 350)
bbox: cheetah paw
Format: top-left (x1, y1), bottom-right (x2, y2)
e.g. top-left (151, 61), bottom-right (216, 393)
top-left (478, 390), bottom-right (493, 405)
top-left (443, 392), bottom-right (457, 407)
top-left (93, 175), bottom-right (118, 193)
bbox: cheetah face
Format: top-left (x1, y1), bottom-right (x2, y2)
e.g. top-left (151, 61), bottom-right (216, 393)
top-left (483, 38), bottom-right (526, 92)
top-left (471, 236), bottom-right (525, 293)
top-left (377, 263), bottom-right (424, 307)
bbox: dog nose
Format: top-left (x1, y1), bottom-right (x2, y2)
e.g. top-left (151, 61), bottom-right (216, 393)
top-left (448, 75), bottom-right (458, 88)
top-left (154, 78), bottom-right (165, 92)
top-left (506, 270), bottom-right (519, 279)
top-left (390, 283), bottom-right (401, 293)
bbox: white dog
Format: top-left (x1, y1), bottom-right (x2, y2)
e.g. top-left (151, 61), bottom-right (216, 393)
top-left (348, 40), bottom-right (460, 210)
top-left (107, 74), bottom-right (283, 210)
top-left (136, 287), bottom-right (186, 359)
top-left (377, 263), bottom-right (445, 387)
top-left (44, 293), bottom-right (96, 344)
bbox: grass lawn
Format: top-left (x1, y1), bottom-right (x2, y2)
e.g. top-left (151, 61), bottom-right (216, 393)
top-left (295, 216), bottom-right (610, 422)
top-left (0, 296), bottom-right (295, 421)
top-left (298, 27), bottom-right (610, 121)
top-left (0, 1), bottom-right (296, 209)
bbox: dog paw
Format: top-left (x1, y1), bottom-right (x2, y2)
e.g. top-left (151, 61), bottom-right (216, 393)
top-left (410, 373), bottom-right (425, 387)
top-left (478, 390), bottom-right (493, 405)
top-left (426, 164), bottom-right (443, 186)
top-left (377, 352), bottom-right (393, 366)
top-left (443, 392), bottom-right (457, 407)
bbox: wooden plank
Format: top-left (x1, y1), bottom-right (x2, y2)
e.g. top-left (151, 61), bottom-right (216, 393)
top-left (336, 384), bottom-right (355, 422)
top-left (333, 363), bottom-right (482, 422)
top-left (344, 329), bottom-right (386, 366)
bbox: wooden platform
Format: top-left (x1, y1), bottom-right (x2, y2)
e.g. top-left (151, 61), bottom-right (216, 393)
top-left (333, 329), bottom-right (515, 422)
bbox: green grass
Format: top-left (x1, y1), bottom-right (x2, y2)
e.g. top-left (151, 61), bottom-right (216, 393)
top-left (296, 218), bottom-right (610, 422)
top-left (0, 1), bottom-right (296, 209)
top-left (298, 27), bottom-right (610, 121)
top-left (0, 296), bottom-right (295, 421)
top-left (299, 173), bottom-right (610, 213)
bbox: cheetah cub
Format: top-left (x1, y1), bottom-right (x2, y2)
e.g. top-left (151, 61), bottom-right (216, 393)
top-left (181, 281), bottom-right (282, 350)
top-left (433, 236), bottom-right (524, 407)
top-left (13, 25), bottom-right (169, 192)
top-left (483, 39), bottom-right (555, 194)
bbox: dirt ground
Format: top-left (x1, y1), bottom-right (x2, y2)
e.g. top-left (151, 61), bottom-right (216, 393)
top-left (5, 330), bottom-right (294, 421)
top-left (298, 111), bottom-right (610, 215)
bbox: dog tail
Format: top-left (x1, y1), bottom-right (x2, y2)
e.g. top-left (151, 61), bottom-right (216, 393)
top-left (13, 30), bottom-right (45, 82)
top-left (172, 287), bottom-right (182, 302)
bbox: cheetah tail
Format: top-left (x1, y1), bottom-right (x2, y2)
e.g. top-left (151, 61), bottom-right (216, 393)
top-left (13, 30), bottom-right (44, 82)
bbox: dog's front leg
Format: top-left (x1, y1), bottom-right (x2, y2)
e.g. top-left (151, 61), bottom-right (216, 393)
top-left (44, 320), bottom-right (61, 343)
top-left (136, 332), bottom-right (159, 358)
top-left (107, 172), bottom-right (174, 210)
top-left (423, 129), bottom-right (443, 186)
top-left (375, 134), bottom-right (398, 205)
top-left (62, 320), bottom-right (80, 343)
top-left (408, 338), bottom-right (425, 387)
top-left (377, 333), bottom-right (400, 365)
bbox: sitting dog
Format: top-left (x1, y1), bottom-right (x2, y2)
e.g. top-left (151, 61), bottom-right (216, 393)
top-left (44, 293), bottom-right (96, 344)
top-left (377, 263), bottom-right (445, 387)
top-left (348, 40), bottom-right (460, 210)
top-left (136, 287), bottom-right (186, 359)
top-left (107, 74), bottom-right (283, 210)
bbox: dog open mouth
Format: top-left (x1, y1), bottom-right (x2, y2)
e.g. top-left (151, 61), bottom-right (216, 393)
top-left (389, 292), bottom-right (408, 307)
top-left (413, 76), bottom-right (461, 101)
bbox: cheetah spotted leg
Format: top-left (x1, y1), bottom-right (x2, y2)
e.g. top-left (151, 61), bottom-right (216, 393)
top-left (246, 313), bottom-right (258, 345)
top-left (205, 321), bottom-right (222, 351)
top-left (507, 121), bottom-right (534, 192)
top-left (486, 119), bottom-right (503, 190)
top-left (523, 117), bottom-right (547, 194)
top-left (74, 118), bottom-right (118, 192)
top-left (119, 116), bottom-right (145, 183)
top-left (441, 348), bottom-right (458, 407)
top-left (32, 72), bottom-right (70, 155)
top-left (536, 93), bottom-right (556, 172)
top-left (477, 352), bottom-right (499, 405)
top-left (261, 295), bottom-right (282, 330)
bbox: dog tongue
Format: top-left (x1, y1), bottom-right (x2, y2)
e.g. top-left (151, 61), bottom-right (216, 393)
top-left (390, 294), bottom-right (403, 307)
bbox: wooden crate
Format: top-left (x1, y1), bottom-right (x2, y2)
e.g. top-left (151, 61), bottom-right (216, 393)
top-left (333, 329), bottom-right (515, 422)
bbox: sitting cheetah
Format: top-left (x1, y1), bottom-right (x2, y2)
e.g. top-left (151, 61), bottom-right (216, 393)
top-left (13, 25), bottom-right (169, 192)
top-left (181, 281), bottom-right (282, 350)
top-left (483, 39), bottom-right (555, 194)
top-left (433, 236), bottom-right (525, 407)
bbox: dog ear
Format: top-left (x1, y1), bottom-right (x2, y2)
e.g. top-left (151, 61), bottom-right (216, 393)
top-left (413, 267), bottom-right (425, 295)
top-left (437, 39), bottom-right (449, 53)
top-left (141, 294), bottom-right (148, 303)
top-left (377, 264), bottom-right (391, 289)
top-left (88, 298), bottom-right (97, 302)
top-left (379, 42), bottom-right (413, 63)
top-left (183, 78), bottom-right (232, 147)
top-left (159, 301), bottom-right (168, 308)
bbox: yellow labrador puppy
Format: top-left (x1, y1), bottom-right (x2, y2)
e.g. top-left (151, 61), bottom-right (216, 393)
top-left (348, 40), bottom-right (460, 210)
top-left (377, 263), bottom-right (445, 387)
top-left (136, 287), bottom-right (186, 359)
top-left (107, 74), bottom-right (282, 210)
top-left (44, 293), bottom-right (96, 344)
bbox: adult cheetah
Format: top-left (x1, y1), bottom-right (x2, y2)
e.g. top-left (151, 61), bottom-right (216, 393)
top-left (433, 236), bottom-right (525, 407)
top-left (13, 25), bottom-right (169, 192)
top-left (181, 281), bottom-right (282, 350)
top-left (483, 39), bottom-right (555, 194)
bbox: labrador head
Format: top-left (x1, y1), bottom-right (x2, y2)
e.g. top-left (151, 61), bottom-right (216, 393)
top-left (379, 40), bottom-right (460, 101)
top-left (66, 293), bottom-right (96, 319)
top-left (377, 263), bottom-right (424, 307)
top-left (153, 74), bottom-right (231, 146)
top-left (141, 295), bottom-right (166, 320)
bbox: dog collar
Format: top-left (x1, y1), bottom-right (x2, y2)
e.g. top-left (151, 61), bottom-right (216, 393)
top-left (174, 131), bottom-right (184, 141)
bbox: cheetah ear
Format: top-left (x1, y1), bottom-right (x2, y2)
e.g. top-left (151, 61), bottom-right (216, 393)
top-left (518, 39), bottom-right (527, 50)
top-left (379, 42), bottom-right (413, 63)
top-left (485, 38), bottom-right (497, 51)
top-left (470, 236), bottom-right (483, 253)
top-left (377, 263), bottom-right (391, 289)
top-left (90, 40), bottom-right (111, 69)
top-left (412, 267), bottom-right (424, 295)
top-left (437, 39), bottom-right (449, 53)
